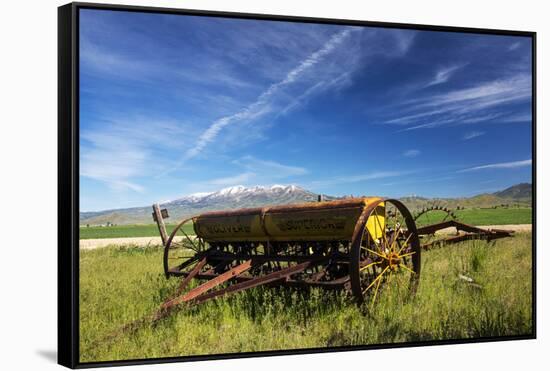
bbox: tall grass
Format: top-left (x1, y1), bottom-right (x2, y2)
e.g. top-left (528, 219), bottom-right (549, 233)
top-left (79, 233), bottom-right (532, 362)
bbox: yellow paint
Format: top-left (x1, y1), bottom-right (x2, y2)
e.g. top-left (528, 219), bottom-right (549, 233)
top-left (264, 207), bottom-right (363, 241)
top-left (194, 197), bottom-right (384, 242)
top-left (366, 202), bottom-right (385, 241)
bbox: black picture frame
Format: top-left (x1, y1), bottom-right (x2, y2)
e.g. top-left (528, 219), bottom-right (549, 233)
top-left (58, 2), bottom-right (537, 368)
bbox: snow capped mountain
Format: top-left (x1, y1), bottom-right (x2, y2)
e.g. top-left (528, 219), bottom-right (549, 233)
top-left (168, 185), bottom-right (315, 207)
top-left (217, 185), bottom-right (246, 195)
top-left (80, 185), bottom-right (329, 225)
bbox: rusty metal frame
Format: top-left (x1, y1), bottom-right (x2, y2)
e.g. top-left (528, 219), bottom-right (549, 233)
top-left (191, 258), bottom-right (328, 305)
top-left (416, 220), bottom-right (513, 250)
top-left (93, 196), bottom-right (519, 353)
top-left (155, 198), bottom-right (514, 314)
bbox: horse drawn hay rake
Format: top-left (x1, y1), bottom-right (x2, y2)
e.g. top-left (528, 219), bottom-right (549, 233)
top-left (153, 197), bottom-right (513, 313)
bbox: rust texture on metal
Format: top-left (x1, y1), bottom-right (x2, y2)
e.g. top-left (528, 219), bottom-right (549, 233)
top-left (173, 257), bottom-right (207, 297)
top-left (190, 258), bottom-right (327, 306)
top-left (416, 220), bottom-right (513, 250)
top-left (98, 197), bottom-right (516, 345)
top-left (161, 260), bottom-right (254, 309)
top-left (193, 197), bottom-right (382, 243)
top-left (151, 197), bottom-right (513, 318)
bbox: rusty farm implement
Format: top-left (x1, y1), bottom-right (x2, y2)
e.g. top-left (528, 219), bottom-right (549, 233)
top-left (152, 197), bottom-right (513, 313)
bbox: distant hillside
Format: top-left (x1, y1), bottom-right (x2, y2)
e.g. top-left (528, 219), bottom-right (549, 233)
top-left (493, 183), bottom-right (532, 200)
top-left (80, 183), bottom-right (532, 226)
top-left (401, 183), bottom-right (531, 212)
top-left (401, 194), bottom-right (530, 213)
top-left (80, 185), bottom-right (335, 226)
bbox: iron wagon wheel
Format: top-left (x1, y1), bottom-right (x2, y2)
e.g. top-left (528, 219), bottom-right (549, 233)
top-left (163, 217), bottom-right (208, 278)
top-left (349, 199), bottom-right (421, 306)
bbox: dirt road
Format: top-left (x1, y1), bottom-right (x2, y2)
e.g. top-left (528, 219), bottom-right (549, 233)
top-left (79, 236), bottom-right (193, 250)
top-left (478, 224), bottom-right (532, 232)
top-left (79, 224), bottom-right (532, 250)
top-left (433, 224), bottom-right (532, 235)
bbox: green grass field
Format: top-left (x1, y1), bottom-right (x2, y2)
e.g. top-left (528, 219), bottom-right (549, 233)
top-left (79, 233), bottom-right (533, 362)
top-left (79, 223), bottom-right (195, 239)
top-left (80, 208), bottom-right (532, 239)
top-left (454, 208), bottom-right (531, 225)
top-left (414, 208), bottom-right (532, 227)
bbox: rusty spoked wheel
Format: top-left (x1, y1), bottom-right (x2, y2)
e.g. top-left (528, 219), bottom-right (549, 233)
top-left (163, 217), bottom-right (208, 278)
top-left (350, 199), bottom-right (421, 307)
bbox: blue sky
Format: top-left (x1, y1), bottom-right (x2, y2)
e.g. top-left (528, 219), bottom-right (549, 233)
top-left (79, 9), bottom-right (533, 212)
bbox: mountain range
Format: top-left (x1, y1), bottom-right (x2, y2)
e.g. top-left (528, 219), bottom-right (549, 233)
top-left (80, 185), bottom-right (323, 225)
top-left (80, 183), bottom-right (532, 226)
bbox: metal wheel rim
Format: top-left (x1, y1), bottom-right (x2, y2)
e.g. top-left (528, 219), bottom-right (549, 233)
top-left (349, 198), bottom-right (421, 305)
top-left (163, 216), bottom-right (206, 277)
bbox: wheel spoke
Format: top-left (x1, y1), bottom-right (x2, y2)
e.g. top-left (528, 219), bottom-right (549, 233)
top-left (166, 220), bottom-right (208, 271)
top-left (390, 227), bottom-right (402, 253)
top-left (351, 200), bottom-right (420, 306)
top-left (181, 231), bottom-right (199, 251)
top-left (363, 229), bottom-right (382, 250)
top-left (363, 266), bottom-right (389, 295)
top-left (365, 248), bottom-right (386, 259)
top-left (360, 260), bottom-right (381, 272)
top-left (397, 233), bottom-right (414, 255)
top-left (171, 242), bottom-right (196, 250)
top-left (370, 271), bottom-right (384, 307)
top-left (399, 263), bottom-right (416, 275)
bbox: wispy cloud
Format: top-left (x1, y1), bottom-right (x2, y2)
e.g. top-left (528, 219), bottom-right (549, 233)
top-left (188, 157), bottom-right (308, 191)
top-left (80, 37), bottom-right (151, 79)
top-left (279, 71), bottom-right (354, 116)
top-left (233, 156), bottom-right (308, 178)
top-left (509, 42), bottom-right (521, 51)
top-left (80, 117), bottom-right (193, 192)
top-left (388, 73), bottom-right (531, 131)
top-left (81, 142), bottom-right (147, 192)
top-left (463, 131), bottom-right (485, 140)
top-left (177, 28), bottom-right (416, 166)
top-left (388, 29), bottom-right (417, 55)
top-left (80, 33), bottom-right (265, 120)
top-left (80, 31), bottom-right (263, 92)
top-left (403, 149), bottom-right (421, 157)
top-left (502, 112), bottom-right (532, 123)
top-left (425, 64), bottom-right (465, 87)
top-left (427, 74), bottom-right (530, 106)
top-left (460, 114), bottom-right (502, 124)
top-left (458, 159), bottom-right (531, 172)
top-left (181, 28), bottom-right (357, 162)
top-left (308, 171), bottom-right (409, 188)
